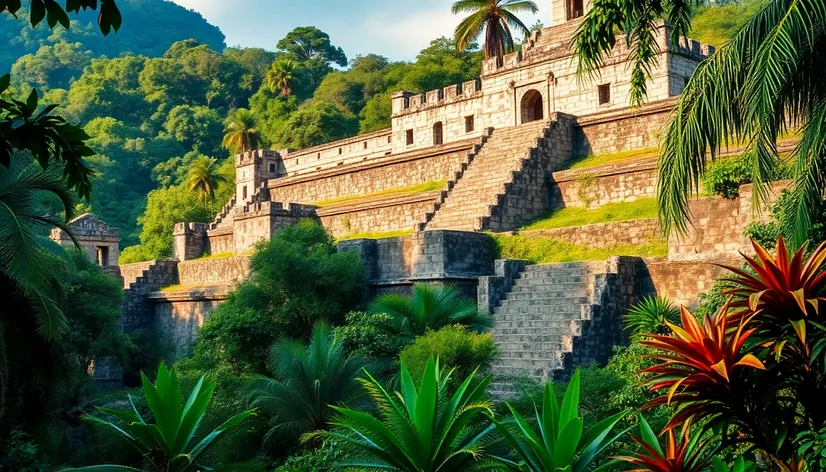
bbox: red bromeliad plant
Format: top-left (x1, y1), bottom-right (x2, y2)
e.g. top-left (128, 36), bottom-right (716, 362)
top-left (722, 237), bottom-right (826, 429)
top-left (639, 237), bottom-right (826, 467)
top-left (614, 416), bottom-right (715, 472)
top-left (640, 301), bottom-right (766, 430)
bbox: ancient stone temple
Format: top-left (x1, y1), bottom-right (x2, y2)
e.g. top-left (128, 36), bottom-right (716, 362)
top-left (121, 0), bottom-right (778, 389)
top-left (51, 213), bottom-right (120, 270)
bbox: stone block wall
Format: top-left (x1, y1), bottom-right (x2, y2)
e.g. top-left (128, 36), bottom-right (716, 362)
top-left (339, 230), bottom-right (495, 295)
top-left (640, 257), bottom-right (736, 309)
top-left (668, 181), bottom-right (788, 261)
top-left (268, 141), bottom-right (475, 204)
top-left (178, 256), bottom-right (251, 286)
top-left (519, 218), bottom-right (661, 248)
top-left (149, 286), bottom-right (230, 357)
top-left (574, 100), bottom-right (673, 157)
top-left (277, 128), bottom-right (394, 177)
top-left (549, 158), bottom-right (658, 209)
top-left (318, 192), bottom-right (439, 238)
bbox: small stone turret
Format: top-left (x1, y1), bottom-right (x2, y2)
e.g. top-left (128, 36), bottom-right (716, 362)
top-left (173, 222), bottom-right (208, 261)
top-left (235, 149), bottom-right (281, 206)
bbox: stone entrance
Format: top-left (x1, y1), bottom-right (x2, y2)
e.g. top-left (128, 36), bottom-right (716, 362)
top-left (521, 89), bottom-right (544, 124)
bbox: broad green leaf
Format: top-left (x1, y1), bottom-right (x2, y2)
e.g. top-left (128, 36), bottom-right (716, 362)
top-left (559, 370), bottom-right (581, 430)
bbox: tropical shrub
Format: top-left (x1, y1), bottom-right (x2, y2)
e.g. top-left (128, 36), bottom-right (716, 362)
top-left (331, 357), bottom-right (500, 471)
top-left (640, 237), bottom-right (826, 467)
top-left (273, 439), bottom-right (347, 472)
top-left (335, 311), bottom-right (405, 358)
top-left (492, 369), bottom-right (626, 472)
top-left (623, 296), bottom-right (680, 338)
top-left (248, 323), bottom-right (370, 447)
top-left (399, 325), bottom-right (498, 385)
top-left (62, 362), bottom-right (254, 472)
top-left (370, 283), bottom-right (491, 343)
top-left (187, 219), bottom-right (365, 373)
top-left (615, 416), bottom-right (716, 472)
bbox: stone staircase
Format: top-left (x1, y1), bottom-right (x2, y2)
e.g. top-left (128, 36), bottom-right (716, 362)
top-left (209, 196), bottom-right (237, 230)
top-left (481, 258), bottom-right (638, 398)
top-left (424, 121), bottom-right (550, 231)
top-left (423, 116), bottom-right (574, 232)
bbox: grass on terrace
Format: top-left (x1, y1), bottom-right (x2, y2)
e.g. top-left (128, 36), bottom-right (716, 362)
top-left (568, 147), bottom-right (659, 170)
top-left (492, 233), bottom-right (667, 264)
top-left (313, 180), bottom-right (445, 207)
top-left (160, 283), bottom-right (223, 292)
top-left (337, 229), bottom-right (414, 241)
top-left (193, 251), bottom-right (235, 260)
top-left (522, 198), bottom-right (658, 231)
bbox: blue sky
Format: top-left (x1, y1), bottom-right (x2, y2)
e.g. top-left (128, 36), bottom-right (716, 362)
top-left (171, 0), bottom-right (548, 62)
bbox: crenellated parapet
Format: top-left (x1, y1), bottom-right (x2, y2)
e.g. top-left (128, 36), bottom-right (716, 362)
top-left (173, 222), bottom-right (208, 261)
top-left (391, 79), bottom-right (483, 117)
top-left (482, 20), bottom-right (714, 76)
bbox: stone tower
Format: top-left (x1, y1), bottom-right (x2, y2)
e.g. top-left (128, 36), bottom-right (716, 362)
top-left (234, 149), bottom-right (281, 206)
top-left (550, 0), bottom-right (592, 26)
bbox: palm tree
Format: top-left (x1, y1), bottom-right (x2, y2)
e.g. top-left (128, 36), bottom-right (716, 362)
top-left (369, 283), bottom-right (492, 343)
top-left (266, 59), bottom-right (299, 97)
top-left (331, 357), bottom-right (501, 471)
top-left (0, 156), bottom-right (79, 413)
top-left (221, 108), bottom-right (260, 153)
top-left (573, 0), bottom-right (826, 245)
top-left (186, 155), bottom-right (227, 207)
top-left (247, 323), bottom-right (370, 446)
top-left (62, 362), bottom-right (253, 472)
top-left (452, 0), bottom-right (538, 62)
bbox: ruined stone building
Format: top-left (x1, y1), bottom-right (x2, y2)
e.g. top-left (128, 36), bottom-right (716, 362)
top-left (113, 0), bottom-right (783, 392)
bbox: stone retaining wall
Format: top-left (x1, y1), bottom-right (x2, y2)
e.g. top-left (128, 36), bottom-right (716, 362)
top-left (519, 218), bottom-right (661, 248)
top-left (269, 141), bottom-right (475, 204)
top-left (574, 99), bottom-right (673, 157)
top-left (149, 286), bottom-right (230, 357)
top-left (178, 256), bottom-right (251, 286)
top-left (339, 230), bottom-right (495, 296)
top-left (549, 158), bottom-right (658, 209)
top-left (318, 192), bottom-right (438, 237)
top-left (640, 258), bottom-right (736, 308)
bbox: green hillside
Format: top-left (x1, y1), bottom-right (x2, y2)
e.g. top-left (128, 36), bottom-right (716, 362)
top-left (0, 0), bottom-right (225, 72)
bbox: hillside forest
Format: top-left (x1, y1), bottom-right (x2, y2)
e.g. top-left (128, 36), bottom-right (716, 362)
top-left (2, 0), bottom-right (756, 262)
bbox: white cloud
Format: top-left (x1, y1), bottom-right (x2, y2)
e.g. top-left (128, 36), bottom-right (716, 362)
top-left (360, 8), bottom-right (458, 59)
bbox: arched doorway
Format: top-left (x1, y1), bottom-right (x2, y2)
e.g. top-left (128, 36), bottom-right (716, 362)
top-left (432, 121), bottom-right (443, 145)
top-left (520, 90), bottom-right (544, 124)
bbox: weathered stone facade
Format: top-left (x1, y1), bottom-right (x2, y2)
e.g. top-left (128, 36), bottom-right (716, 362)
top-left (51, 213), bottom-right (120, 267)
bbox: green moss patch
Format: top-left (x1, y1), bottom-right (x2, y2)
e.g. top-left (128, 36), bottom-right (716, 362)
top-left (313, 180), bottom-right (445, 208)
top-left (492, 233), bottom-right (667, 264)
top-left (522, 198), bottom-right (658, 231)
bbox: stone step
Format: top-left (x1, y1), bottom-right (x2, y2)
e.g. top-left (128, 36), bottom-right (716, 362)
top-left (503, 289), bottom-right (588, 299)
top-left (492, 323), bottom-right (581, 333)
top-left (490, 333), bottom-right (565, 343)
top-left (492, 317), bottom-right (583, 327)
top-left (496, 296), bottom-right (589, 308)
